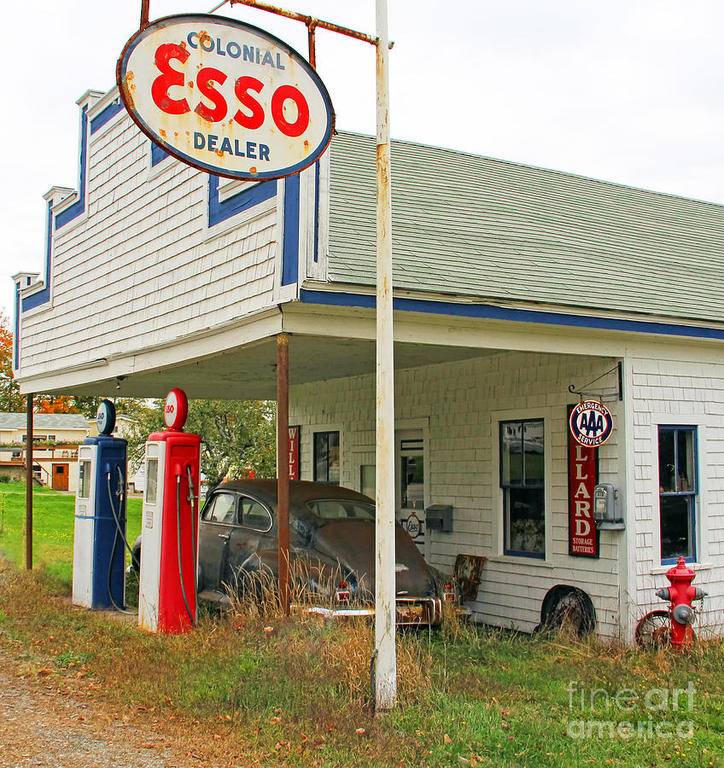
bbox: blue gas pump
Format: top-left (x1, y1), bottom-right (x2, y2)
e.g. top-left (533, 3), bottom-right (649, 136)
top-left (72, 400), bottom-right (129, 610)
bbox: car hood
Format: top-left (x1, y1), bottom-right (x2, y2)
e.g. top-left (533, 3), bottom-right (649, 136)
top-left (307, 519), bottom-right (436, 599)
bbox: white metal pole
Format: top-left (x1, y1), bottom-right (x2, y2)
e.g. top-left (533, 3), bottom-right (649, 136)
top-left (374, 0), bottom-right (397, 712)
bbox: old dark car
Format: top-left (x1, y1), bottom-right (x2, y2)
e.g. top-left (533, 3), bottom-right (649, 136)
top-left (132, 480), bottom-right (445, 625)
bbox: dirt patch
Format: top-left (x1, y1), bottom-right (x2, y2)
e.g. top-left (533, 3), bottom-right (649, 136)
top-left (0, 651), bottom-right (214, 768)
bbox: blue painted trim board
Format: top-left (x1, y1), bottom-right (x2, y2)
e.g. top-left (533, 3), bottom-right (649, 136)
top-left (208, 175), bottom-right (277, 227)
top-left (282, 174), bottom-right (300, 285)
top-left (151, 142), bottom-right (169, 167)
top-left (90, 100), bottom-right (123, 134)
top-left (298, 289), bottom-right (724, 341)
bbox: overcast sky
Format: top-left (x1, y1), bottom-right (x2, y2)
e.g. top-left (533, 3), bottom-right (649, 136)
top-left (2, 0), bottom-right (724, 319)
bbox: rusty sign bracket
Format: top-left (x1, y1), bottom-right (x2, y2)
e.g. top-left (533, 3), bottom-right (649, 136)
top-left (137, 0), bottom-right (388, 62)
top-left (568, 362), bottom-right (623, 402)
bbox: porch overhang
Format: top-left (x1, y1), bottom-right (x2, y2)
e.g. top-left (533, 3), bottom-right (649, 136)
top-left (15, 295), bottom-right (724, 399)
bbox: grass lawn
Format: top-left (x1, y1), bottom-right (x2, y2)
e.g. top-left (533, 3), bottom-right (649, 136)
top-left (0, 480), bottom-right (142, 585)
top-left (0, 483), bottom-right (721, 767)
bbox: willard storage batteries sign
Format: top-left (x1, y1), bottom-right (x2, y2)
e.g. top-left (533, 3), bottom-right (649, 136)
top-left (117, 14), bottom-right (335, 180)
top-left (567, 405), bottom-right (599, 558)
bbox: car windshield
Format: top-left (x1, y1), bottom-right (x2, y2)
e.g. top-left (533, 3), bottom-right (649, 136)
top-left (305, 499), bottom-right (375, 521)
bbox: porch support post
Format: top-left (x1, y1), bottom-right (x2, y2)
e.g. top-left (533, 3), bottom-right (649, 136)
top-left (374, 0), bottom-right (397, 712)
top-left (276, 333), bottom-right (290, 615)
top-left (25, 394), bottom-right (33, 570)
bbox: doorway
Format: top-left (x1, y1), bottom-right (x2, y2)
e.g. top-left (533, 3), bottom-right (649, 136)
top-left (397, 431), bottom-right (427, 555)
top-left (52, 463), bottom-right (69, 491)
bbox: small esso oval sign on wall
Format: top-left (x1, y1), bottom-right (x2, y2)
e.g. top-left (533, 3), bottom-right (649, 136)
top-left (117, 14), bottom-right (335, 181)
top-left (569, 399), bottom-right (614, 448)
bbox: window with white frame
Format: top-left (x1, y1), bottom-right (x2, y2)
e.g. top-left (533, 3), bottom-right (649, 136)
top-left (658, 426), bottom-right (697, 563)
top-left (500, 419), bottom-right (545, 558)
top-left (314, 431), bottom-right (340, 485)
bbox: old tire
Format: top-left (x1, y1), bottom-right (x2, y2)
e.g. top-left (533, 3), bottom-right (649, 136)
top-left (537, 586), bottom-right (596, 637)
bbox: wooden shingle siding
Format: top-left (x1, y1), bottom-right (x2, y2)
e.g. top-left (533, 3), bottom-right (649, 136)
top-left (290, 351), bottom-right (626, 638)
top-left (328, 132), bottom-right (724, 325)
top-left (19, 110), bottom-right (280, 379)
top-left (630, 357), bottom-right (724, 635)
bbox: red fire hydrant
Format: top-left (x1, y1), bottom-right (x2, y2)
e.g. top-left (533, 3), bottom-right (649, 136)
top-left (655, 556), bottom-right (707, 648)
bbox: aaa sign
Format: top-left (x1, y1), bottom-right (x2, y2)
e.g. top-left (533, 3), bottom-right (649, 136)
top-left (117, 14), bottom-right (335, 181)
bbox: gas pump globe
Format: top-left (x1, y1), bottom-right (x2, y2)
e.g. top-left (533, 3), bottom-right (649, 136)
top-left (72, 399), bottom-right (128, 610)
top-left (138, 389), bottom-right (201, 634)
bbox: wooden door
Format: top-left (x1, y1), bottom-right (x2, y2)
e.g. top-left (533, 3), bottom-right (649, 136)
top-left (52, 463), bottom-right (69, 491)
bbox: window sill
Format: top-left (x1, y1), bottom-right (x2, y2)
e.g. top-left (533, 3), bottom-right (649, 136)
top-left (649, 562), bottom-right (714, 576)
top-left (487, 555), bottom-right (556, 569)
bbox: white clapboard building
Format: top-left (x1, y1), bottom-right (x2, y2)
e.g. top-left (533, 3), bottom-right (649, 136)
top-left (12, 88), bottom-right (724, 640)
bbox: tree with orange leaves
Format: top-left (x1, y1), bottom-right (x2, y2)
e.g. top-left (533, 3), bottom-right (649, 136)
top-left (0, 313), bottom-right (24, 412)
top-left (36, 396), bottom-right (78, 414)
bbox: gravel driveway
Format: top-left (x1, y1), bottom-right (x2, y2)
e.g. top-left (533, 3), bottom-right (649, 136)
top-left (0, 655), bottom-right (191, 768)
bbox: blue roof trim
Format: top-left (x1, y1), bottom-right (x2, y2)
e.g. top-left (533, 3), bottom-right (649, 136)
top-left (313, 161), bottom-right (320, 263)
top-left (13, 286), bottom-right (20, 369)
top-left (208, 175), bottom-right (277, 227)
top-left (90, 99), bottom-right (123, 134)
top-left (55, 106), bottom-right (88, 230)
top-left (298, 289), bottom-right (724, 341)
top-left (22, 202), bottom-right (54, 313)
top-left (151, 142), bottom-right (169, 166)
top-left (282, 174), bottom-right (300, 285)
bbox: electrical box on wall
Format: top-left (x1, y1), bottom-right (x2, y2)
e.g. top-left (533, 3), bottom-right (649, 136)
top-left (426, 504), bottom-right (453, 532)
top-left (594, 484), bottom-right (625, 530)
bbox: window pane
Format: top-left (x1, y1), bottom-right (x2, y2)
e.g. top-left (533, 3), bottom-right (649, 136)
top-left (306, 500), bottom-right (375, 521)
top-left (208, 493), bottom-right (237, 524)
top-left (314, 433), bottom-right (328, 482)
top-left (78, 460), bottom-right (91, 499)
top-left (660, 496), bottom-right (693, 560)
top-left (658, 430), bottom-right (675, 493)
top-left (400, 454), bottom-right (424, 510)
top-left (314, 431), bottom-right (340, 485)
top-left (328, 432), bottom-right (340, 485)
top-left (145, 458), bottom-right (158, 504)
top-left (360, 464), bottom-right (376, 499)
top-left (676, 430), bottom-right (695, 492)
top-left (505, 487), bottom-right (545, 556)
top-left (240, 498), bottom-right (272, 531)
top-left (500, 422), bottom-right (523, 486)
top-left (523, 421), bottom-right (544, 485)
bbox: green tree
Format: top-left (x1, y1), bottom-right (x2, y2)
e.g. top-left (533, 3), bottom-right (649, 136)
top-left (0, 314), bottom-right (24, 412)
top-left (125, 399), bottom-right (277, 487)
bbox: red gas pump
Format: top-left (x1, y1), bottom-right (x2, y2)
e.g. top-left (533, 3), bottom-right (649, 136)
top-left (636, 556), bottom-right (707, 648)
top-left (138, 389), bottom-right (201, 634)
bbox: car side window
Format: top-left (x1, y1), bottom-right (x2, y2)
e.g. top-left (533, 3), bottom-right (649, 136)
top-left (239, 496), bottom-right (273, 532)
top-left (203, 492), bottom-right (238, 525)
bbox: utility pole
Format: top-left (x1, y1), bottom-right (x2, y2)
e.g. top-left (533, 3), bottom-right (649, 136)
top-left (373, 0), bottom-right (397, 711)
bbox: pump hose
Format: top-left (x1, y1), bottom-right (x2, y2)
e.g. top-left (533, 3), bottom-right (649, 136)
top-left (176, 475), bottom-right (196, 626)
top-left (186, 465), bottom-right (198, 613)
top-left (106, 470), bottom-right (134, 615)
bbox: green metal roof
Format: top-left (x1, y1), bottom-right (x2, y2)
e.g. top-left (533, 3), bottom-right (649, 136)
top-left (327, 132), bottom-right (724, 324)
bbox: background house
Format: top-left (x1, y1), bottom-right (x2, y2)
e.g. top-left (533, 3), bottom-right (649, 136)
top-left (0, 413), bottom-right (90, 491)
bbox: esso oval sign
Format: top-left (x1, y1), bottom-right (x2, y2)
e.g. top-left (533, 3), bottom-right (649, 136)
top-left (164, 387), bottom-right (189, 431)
top-left (117, 14), bottom-right (335, 181)
top-left (569, 399), bottom-right (614, 448)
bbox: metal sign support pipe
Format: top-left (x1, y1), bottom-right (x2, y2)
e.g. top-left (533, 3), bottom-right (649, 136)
top-left (373, 0), bottom-right (396, 713)
top-left (276, 333), bottom-right (290, 615)
top-left (25, 394), bottom-right (33, 570)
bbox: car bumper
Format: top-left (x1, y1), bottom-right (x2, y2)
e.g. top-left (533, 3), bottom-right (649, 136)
top-left (304, 596), bottom-right (444, 627)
